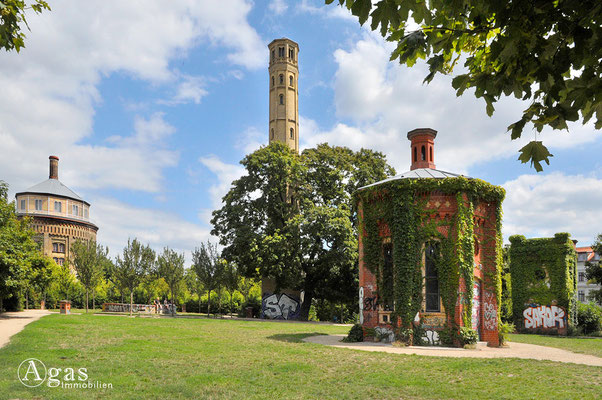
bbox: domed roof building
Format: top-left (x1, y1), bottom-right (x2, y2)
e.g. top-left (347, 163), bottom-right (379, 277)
top-left (15, 156), bottom-right (98, 266)
top-left (356, 128), bottom-right (505, 347)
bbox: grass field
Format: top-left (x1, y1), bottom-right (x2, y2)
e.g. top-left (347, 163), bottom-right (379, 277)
top-left (509, 333), bottom-right (602, 358)
top-left (1, 315), bottom-right (601, 399)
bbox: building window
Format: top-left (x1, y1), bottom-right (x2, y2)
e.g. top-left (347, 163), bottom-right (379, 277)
top-left (278, 47), bottom-right (284, 57)
top-left (429, 147), bottom-right (433, 162)
top-left (72, 205), bottom-right (79, 216)
top-left (279, 94), bottom-right (284, 105)
top-left (425, 242), bottom-right (440, 312)
top-left (58, 258), bottom-right (64, 266)
top-left (84, 209), bottom-right (88, 218)
top-left (290, 128), bottom-right (294, 139)
top-left (289, 75), bottom-right (293, 86)
top-left (413, 147), bottom-right (417, 162)
top-left (35, 199), bottom-right (42, 211)
top-left (271, 76), bottom-right (274, 87)
top-left (271, 128), bottom-right (274, 140)
top-left (59, 243), bottom-right (65, 253)
top-left (20, 199), bottom-right (25, 210)
top-left (289, 47), bottom-right (294, 60)
top-left (54, 201), bottom-right (62, 213)
top-left (271, 50), bottom-right (275, 60)
top-left (53, 243), bottom-right (58, 252)
top-left (578, 253), bottom-right (587, 262)
top-left (579, 272), bottom-right (585, 282)
top-left (279, 74), bottom-right (284, 85)
top-left (421, 145), bottom-right (426, 161)
top-left (578, 290), bottom-right (585, 302)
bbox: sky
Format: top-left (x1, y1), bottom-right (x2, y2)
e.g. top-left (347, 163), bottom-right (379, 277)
top-left (1, 0), bottom-right (601, 262)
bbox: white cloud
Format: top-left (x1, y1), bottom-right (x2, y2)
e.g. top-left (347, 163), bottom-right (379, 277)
top-left (269, 0), bottom-right (288, 15)
top-left (161, 75), bottom-right (208, 105)
top-left (501, 173), bottom-right (602, 245)
top-left (93, 197), bottom-right (211, 263)
top-left (198, 155), bottom-right (246, 225)
top-left (0, 0), bottom-right (265, 197)
top-left (300, 34), bottom-right (601, 175)
top-left (297, 0), bottom-right (355, 20)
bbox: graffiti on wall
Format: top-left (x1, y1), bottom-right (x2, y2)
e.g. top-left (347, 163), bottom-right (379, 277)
top-left (523, 305), bottom-right (566, 329)
top-left (359, 287), bottom-right (364, 324)
top-left (261, 293), bottom-right (300, 320)
top-left (472, 281), bottom-right (481, 331)
top-left (483, 291), bottom-right (497, 331)
top-left (102, 303), bottom-right (159, 313)
top-left (423, 330), bottom-right (440, 346)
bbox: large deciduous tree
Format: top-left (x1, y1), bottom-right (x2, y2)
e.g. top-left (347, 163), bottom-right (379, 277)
top-left (211, 142), bottom-right (394, 320)
top-left (191, 241), bottom-right (223, 317)
top-left (71, 239), bottom-right (109, 313)
top-left (114, 238), bottom-right (156, 316)
top-left (0, 180), bottom-right (38, 312)
top-left (157, 247), bottom-right (185, 315)
top-left (0, 0), bottom-right (50, 52)
top-left (326, 0), bottom-right (602, 171)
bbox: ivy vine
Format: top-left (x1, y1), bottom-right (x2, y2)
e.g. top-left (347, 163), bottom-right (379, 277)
top-left (356, 177), bottom-right (505, 340)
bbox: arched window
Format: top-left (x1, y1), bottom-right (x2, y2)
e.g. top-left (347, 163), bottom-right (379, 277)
top-left (421, 145), bottom-right (426, 161)
top-left (425, 242), bottom-right (440, 312)
top-left (271, 128), bottom-right (274, 140)
top-left (279, 74), bottom-right (284, 85)
top-left (413, 147), bottom-right (417, 162)
top-left (429, 147), bottom-right (433, 162)
top-left (289, 75), bottom-right (293, 86)
top-left (279, 94), bottom-right (284, 105)
top-left (272, 76), bottom-right (274, 87)
top-left (290, 128), bottom-right (294, 139)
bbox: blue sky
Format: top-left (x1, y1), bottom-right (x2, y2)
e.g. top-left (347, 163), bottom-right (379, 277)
top-left (1, 0), bottom-right (601, 260)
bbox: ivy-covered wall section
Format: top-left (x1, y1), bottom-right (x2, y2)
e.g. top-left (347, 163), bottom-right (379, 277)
top-left (508, 233), bottom-right (577, 330)
top-left (356, 177), bottom-right (505, 347)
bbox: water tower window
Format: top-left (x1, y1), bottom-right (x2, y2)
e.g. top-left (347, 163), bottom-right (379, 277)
top-left (413, 147), bottom-right (417, 162)
top-left (425, 242), bottom-right (441, 312)
top-left (279, 94), bottom-right (284, 105)
top-left (271, 50), bottom-right (275, 60)
top-left (290, 128), bottom-right (294, 139)
top-left (421, 145), bottom-right (426, 161)
top-left (271, 128), bottom-right (274, 139)
top-left (289, 75), bottom-right (293, 86)
top-left (288, 48), bottom-right (294, 60)
top-left (279, 74), bottom-right (284, 84)
top-left (272, 76), bottom-right (274, 87)
top-left (278, 47), bottom-right (284, 57)
top-left (429, 147), bottom-right (433, 162)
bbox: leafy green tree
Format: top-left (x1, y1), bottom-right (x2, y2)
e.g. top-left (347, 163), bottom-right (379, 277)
top-left (223, 261), bottom-right (239, 317)
top-left (157, 247), bottom-right (185, 315)
top-left (52, 261), bottom-right (77, 305)
top-left (586, 234), bottom-right (602, 305)
top-left (25, 254), bottom-right (56, 309)
top-left (327, 0), bottom-right (602, 171)
top-left (71, 240), bottom-right (109, 313)
top-left (212, 143), bottom-right (394, 320)
top-left (0, 0), bottom-right (50, 52)
top-left (114, 238), bottom-right (156, 316)
top-left (191, 241), bottom-right (223, 316)
top-left (184, 267), bottom-right (204, 313)
top-left (0, 180), bottom-right (38, 312)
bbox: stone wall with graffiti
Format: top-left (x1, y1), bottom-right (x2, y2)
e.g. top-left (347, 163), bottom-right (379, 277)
top-left (261, 293), bottom-right (300, 320)
top-left (101, 303), bottom-right (171, 314)
top-left (522, 304), bottom-right (567, 334)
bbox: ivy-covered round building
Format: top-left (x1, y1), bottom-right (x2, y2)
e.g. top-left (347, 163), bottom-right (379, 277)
top-left (356, 128), bottom-right (505, 347)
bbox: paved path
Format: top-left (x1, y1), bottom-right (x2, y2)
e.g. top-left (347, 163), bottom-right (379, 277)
top-left (0, 309), bottom-right (50, 348)
top-left (303, 334), bottom-right (602, 367)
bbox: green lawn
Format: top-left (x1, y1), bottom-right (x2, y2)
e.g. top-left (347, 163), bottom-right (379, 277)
top-left (1, 315), bottom-right (601, 400)
top-left (509, 333), bottom-right (602, 358)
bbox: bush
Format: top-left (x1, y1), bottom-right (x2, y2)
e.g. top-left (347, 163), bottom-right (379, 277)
top-left (498, 322), bottom-right (515, 345)
top-left (577, 302), bottom-right (602, 335)
top-left (238, 297), bottom-right (261, 318)
top-left (458, 327), bottom-right (478, 346)
top-left (342, 324), bottom-right (364, 342)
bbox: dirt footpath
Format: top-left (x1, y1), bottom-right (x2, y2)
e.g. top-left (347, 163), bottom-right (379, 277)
top-left (303, 334), bottom-right (602, 367)
top-left (0, 309), bottom-right (50, 348)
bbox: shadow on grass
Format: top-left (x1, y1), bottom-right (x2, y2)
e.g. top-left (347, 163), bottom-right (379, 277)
top-left (267, 332), bottom-right (327, 343)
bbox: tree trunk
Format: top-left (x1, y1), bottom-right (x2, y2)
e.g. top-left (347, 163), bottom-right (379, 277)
top-left (230, 292), bottom-right (234, 318)
top-left (25, 291), bottom-right (29, 310)
top-left (298, 287), bottom-right (314, 321)
top-left (85, 289), bottom-right (89, 313)
top-left (0, 297), bottom-right (3, 313)
top-left (92, 289), bottom-right (95, 311)
top-left (171, 288), bottom-right (175, 316)
top-left (207, 290), bottom-right (211, 317)
top-left (130, 290), bottom-right (133, 317)
top-left (198, 295), bottom-right (201, 315)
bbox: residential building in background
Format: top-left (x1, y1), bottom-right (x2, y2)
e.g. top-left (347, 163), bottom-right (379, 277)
top-left (576, 246), bottom-right (601, 303)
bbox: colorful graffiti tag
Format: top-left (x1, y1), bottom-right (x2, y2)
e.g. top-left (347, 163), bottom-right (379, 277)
top-left (102, 303), bottom-right (160, 313)
top-left (483, 291), bottom-right (497, 331)
top-left (261, 293), bottom-right (300, 320)
top-left (523, 305), bottom-right (566, 329)
top-left (472, 281), bottom-right (481, 332)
